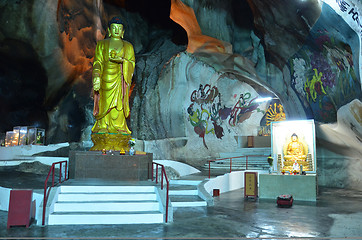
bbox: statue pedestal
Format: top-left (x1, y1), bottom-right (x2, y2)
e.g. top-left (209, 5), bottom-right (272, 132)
top-left (69, 151), bottom-right (153, 181)
top-left (259, 174), bottom-right (317, 201)
top-left (90, 133), bottom-right (131, 151)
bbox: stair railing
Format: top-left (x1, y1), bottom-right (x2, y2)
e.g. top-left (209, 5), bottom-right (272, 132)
top-left (151, 162), bottom-right (169, 223)
top-left (208, 155), bottom-right (268, 178)
top-left (42, 160), bottom-right (69, 225)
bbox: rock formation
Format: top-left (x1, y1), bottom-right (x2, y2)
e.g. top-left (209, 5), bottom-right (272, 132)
top-left (0, 0), bottom-right (361, 189)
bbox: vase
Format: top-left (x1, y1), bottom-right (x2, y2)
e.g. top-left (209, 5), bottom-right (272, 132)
top-left (129, 146), bottom-right (135, 156)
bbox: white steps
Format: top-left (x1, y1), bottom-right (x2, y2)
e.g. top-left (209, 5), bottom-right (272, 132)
top-left (49, 212), bottom-right (163, 225)
top-left (170, 180), bottom-right (202, 185)
top-left (169, 180), bottom-right (207, 208)
top-left (171, 195), bottom-right (207, 207)
top-left (53, 201), bottom-right (160, 212)
top-left (172, 201), bottom-right (206, 207)
top-left (48, 185), bottom-right (164, 225)
top-left (206, 148), bottom-right (271, 171)
top-left (58, 193), bottom-right (157, 202)
top-left (57, 186), bottom-right (155, 193)
top-left (169, 189), bottom-right (198, 195)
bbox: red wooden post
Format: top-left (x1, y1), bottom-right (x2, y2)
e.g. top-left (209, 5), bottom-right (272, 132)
top-left (151, 163), bottom-right (154, 181)
top-left (156, 165), bottom-right (159, 184)
top-left (166, 182), bottom-right (169, 223)
top-left (51, 165), bottom-right (55, 186)
top-left (161, 167), bottom-right (164, 190)
top-left (59, 163), bottom-right (62, 183)
top-left (65, 161), bottom-right (68, 180)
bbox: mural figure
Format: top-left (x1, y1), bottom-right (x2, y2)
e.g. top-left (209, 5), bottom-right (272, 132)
top-left (188, 85), bottom-right (266, 148)
top-left (90, 17), bottom-right (135, 151)
top-left (188, 84), bottom-right (225, 148)
top-left (304, 68), bottom-right (326, 105)
top-left (291, 28), bottom-right (360, 122)
top-left (229, 93), bottom-right (261, 126)
top-left (266, 103), bottom-right (286, 126)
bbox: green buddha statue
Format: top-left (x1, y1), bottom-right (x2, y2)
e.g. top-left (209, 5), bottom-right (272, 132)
top-left (90, 17), bottom-right (135, 151)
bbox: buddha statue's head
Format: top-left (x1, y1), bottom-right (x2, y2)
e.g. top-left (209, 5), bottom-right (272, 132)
top-left (291, 133), bottom-right (298, 142)
top-left (108, 16), bottom-right (125, 39)
top-left (278, 104), bottom-right (284, 112)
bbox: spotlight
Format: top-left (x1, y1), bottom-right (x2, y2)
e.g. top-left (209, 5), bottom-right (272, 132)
top-left (255, 97), bottom-right (273, 103)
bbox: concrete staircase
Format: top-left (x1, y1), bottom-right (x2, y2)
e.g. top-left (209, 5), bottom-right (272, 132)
top-left (169, 180), bottom-right (207, 207)
top-left (47, 185), bottom-right (164, 225)
top-left (205, 147), bottom-right (271, 171)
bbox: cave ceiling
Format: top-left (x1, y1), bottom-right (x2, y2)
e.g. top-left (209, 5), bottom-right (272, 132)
top-left (0, 0), bottom-right (360, 143)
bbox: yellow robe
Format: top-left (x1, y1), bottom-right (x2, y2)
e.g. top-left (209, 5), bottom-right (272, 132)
top-left (91, 39), bottom-right (135, 134)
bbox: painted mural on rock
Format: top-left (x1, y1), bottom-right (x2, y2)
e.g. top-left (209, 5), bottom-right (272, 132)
top-left (187, 83), bottom-right (266, 148)
top-left (289, 3), bottom-right (361, 123)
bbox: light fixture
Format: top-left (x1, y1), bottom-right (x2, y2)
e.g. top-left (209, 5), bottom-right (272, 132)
top-left (255, 97), bottom-right (274, 103)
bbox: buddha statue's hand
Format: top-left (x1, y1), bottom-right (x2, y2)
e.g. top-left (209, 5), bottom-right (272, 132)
top-left (110, 50), bottom-right (117, 58)
top-left (109, 55), bottom-right (124, 63)
top-left (109, 50), bottom-right (125, 63)
top-left (93, 76), bottom-right (101, 91)
top-left (93, 91), bottom-right (100, 117)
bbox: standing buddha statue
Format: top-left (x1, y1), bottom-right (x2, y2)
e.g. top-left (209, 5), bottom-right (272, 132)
top-left (90, 16), bottom-right (135, 151)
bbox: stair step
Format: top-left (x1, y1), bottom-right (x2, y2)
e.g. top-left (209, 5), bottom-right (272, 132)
top-left (204, 166), bottom-right (245, 169)
top-left (170, 195), bottom-right (203, 201)
top-left (48, 212), bottom-right (164, 225)
top-left (58, 193), bottom-right (157, 202)
top-left (230, 147), bottom-right (271, 153)
top-left (60, 185), bottom-right (156, 193)
top-left (53, 201), bottom-right (160, 212)
top-left (210, 160), bottom-right (269, 163)
top-left (169, 189), bottom-right (198, 196)
top-left (170, 195), bottom-right (207, 207)
top-left (169, 180), bottom-right (202, 185)
top-left (169, 185), bottom-right (197, 190)
top-left (172, 201), bottom-right (207, 207)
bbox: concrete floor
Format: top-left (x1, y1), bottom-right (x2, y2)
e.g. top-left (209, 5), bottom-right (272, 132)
top-left (1, 172), bottom-right (362, 239)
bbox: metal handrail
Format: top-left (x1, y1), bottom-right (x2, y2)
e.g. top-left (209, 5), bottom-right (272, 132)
top-left (151, 162), bottom-right (169, 223)
top-left (42, 161), bottom-right (69, 225)
top-left (208, 155), bottom-right (268, 178)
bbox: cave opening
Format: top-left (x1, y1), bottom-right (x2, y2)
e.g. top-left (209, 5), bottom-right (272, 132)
top-left (104, 0), bottom-right (188, 45)
top-left (0, 39), bottom-right (49, 133)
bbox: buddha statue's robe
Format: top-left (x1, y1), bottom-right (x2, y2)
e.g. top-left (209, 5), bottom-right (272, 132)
top-left (284, 141), bottom-right (306, 161)
top-left (91, 38), bottom-right (135, 134)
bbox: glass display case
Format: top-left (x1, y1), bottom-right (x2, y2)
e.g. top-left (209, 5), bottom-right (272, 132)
top-left (4, 126), bottom-right (46, 146)
top-left (271, 120), bottom-right (316, 173)
top-left (12, 127), bottom-right (20, 145)
top-left (5, 131), bottom-right (19, 147)
top-left (27, 128), bottom-right (45, 145)
top-left (17, 126), bottom-right (30, 145)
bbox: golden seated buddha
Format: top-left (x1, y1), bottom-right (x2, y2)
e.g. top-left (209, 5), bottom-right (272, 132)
top-left (281, 133), bottom-right (311, 172)
top-left (283, 133), bottom-right (307, 161)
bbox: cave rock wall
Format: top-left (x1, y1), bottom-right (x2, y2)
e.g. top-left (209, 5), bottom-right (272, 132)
top-left (133, 52), bottom-right (274, 163)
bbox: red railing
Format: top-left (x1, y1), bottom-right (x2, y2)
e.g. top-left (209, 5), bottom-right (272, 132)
top-left (151, 163), bottom-right (170, 223)
top-left (208, 155), bottom-right (267, 178)
top-left (42, 161), bottom-right (69, 225)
